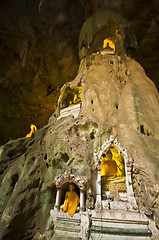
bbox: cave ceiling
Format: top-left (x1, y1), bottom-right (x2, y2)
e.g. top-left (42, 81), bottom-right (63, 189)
top-left (0, 0), bottom-right (159, 145)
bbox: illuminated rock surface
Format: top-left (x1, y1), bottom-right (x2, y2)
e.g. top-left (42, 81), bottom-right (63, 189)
top-left (0, 50), bottom-right (159, 239)
top-left (0, 0), bottom-right (159, 144)
top-left (0, 3), bottom-right (159, 240)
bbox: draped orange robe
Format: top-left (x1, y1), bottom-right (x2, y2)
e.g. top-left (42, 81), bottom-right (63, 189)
top-left (63, 190), bottom-right (80, 217)
top-left (101, 159), bottom-right (117, 176)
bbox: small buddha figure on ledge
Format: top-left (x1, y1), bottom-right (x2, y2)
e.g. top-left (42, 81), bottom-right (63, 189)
top-left (60, 183), bottom-right (80, 217)
top-left (101, 39), bottom-right (115, 55)
top-left (104, 42), bottom-right (114, 51)
top-left (69, 87), bottom-right (82, 107)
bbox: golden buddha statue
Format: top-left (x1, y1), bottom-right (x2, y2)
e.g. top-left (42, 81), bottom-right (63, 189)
top-left (60, 183), bottom-right (80, 217)
top-left (69, 87), bottom-right (82, 107)
top-left (101, 150), bottom-right (117, 177)
top-left (101, 149), bottom-right (126, 199)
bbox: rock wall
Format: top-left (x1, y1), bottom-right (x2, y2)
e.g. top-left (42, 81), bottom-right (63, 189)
top-left (0, 53), bottom-right (159, 239)
top-left (0, 0), bottom-right (159, 145)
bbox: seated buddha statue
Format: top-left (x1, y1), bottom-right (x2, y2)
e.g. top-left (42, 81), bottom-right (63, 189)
top-left (105, 42), bottom-right (112, 50)
top-left (69, 87), bottom-right (82, 107)
top-left (101, 150), bottom-right (117, 177)
top-left (101, 149), bottom-right (126, 200)
top-left (60, 183), bottom-right (80, 217)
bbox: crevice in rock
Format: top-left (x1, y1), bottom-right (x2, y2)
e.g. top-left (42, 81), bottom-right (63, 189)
top-left (44, 154), bottom-right (47, 160)
top-left (10, 173), bottom-right (19, 191)
top-left (140, 124), bottom-right (151, 136)
top-left (62, 153), bottom-right (69, 162)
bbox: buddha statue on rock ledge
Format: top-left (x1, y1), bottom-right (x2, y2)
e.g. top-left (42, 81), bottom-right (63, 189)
top-left (60, 183), bottom-right (80, 217)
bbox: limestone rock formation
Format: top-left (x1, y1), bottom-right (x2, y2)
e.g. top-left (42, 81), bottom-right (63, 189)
top-left (0, 0), bottom-right (159, 145)
top-left (0, 5), bottom-right (159, 240)
top-left (0, 49), bottom-right (159, 239)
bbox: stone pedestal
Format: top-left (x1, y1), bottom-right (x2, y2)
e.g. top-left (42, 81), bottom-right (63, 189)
top-left (57, 103), bottom-right (80, 120)
top-left (90, 209), bottom-right (152, 240)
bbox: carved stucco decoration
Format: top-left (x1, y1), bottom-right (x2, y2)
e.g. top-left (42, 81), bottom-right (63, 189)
top-left (54, 170), bottom-right (85, 190)
top-left (94, 135), bottom-right (137, 209)
top-left (94, 135), bottom-right (133, 167)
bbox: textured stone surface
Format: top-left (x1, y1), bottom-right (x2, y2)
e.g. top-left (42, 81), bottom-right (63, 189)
top-left (0, 0), bottom-right (159, 144)
top-left (0, 53), bottom-right (159, 239)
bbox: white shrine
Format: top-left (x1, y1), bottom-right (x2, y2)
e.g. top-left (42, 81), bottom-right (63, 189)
top-left (50, 136), bottom-right (152, 240)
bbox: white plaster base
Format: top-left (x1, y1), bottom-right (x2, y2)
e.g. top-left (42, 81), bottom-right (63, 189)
top-left (57, 103), bottom-right (80, 120)
top-left (89, 233), bottom-right (150, 240)
top-left (90, 209), bottom-right (151, 240)
top-left (50, 208), bottom-right (152, 240)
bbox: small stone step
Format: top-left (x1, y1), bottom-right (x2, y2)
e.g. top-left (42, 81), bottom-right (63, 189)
top-left (53, 212), bottom-right (81, 239)
top-left (53, 228), bottom-right (81, 239)
top-left (56, 216), bottom-right (81, 224)
top-left (55, 222), bottom-right (81, 232)
top-left (52, 235), bottom-right (81, 240)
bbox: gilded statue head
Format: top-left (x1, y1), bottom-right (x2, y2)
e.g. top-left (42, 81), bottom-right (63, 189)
top-left (106, 150), bottom-right (112, 159)
top-left (68, 183), bottom-right (75, 191)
